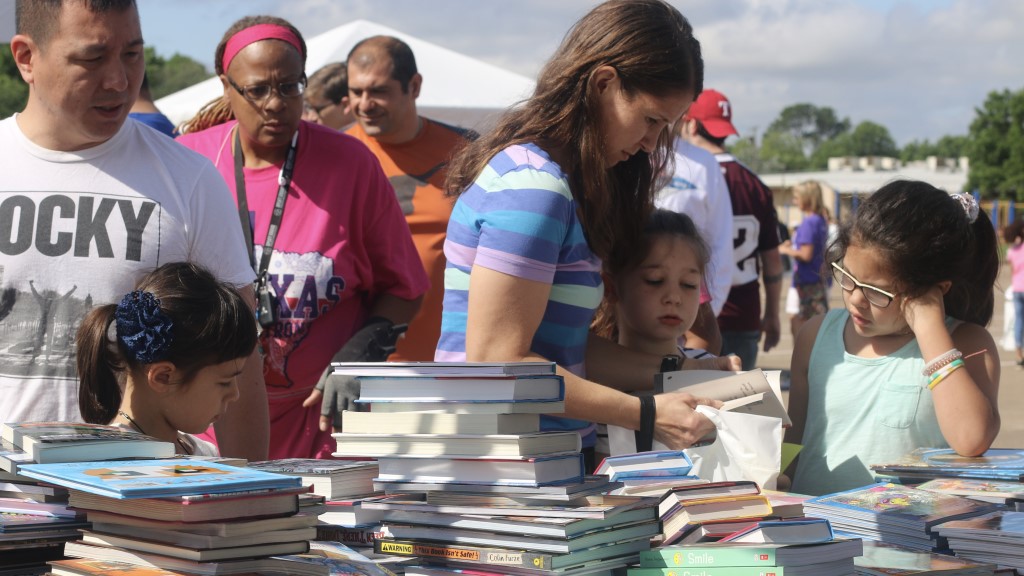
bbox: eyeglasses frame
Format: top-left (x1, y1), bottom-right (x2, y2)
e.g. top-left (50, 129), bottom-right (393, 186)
top-left (830, 261), bottom-right (897, 308)
top-left (226, 74), bottom-right (307, 106)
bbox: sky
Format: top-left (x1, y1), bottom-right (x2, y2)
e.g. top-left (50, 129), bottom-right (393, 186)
top-left (6, 0), bottom-right (1022, 146)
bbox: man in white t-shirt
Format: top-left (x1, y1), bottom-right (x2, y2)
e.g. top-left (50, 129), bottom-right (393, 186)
top-left (0, 0), bottom-right (268, 460)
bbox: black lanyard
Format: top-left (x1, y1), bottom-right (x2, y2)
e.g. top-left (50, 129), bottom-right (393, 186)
top-left (233, 127), bottom-right (298, 285)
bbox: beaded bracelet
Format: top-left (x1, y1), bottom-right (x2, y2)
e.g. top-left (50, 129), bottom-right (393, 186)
top-left (922, 348), bottom-right (963, 377)
top-left (927, 358), bottom-right (965, 390)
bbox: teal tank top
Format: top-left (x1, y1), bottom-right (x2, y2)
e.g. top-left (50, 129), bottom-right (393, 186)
top-left (791, 309), bottom-right (952, 496)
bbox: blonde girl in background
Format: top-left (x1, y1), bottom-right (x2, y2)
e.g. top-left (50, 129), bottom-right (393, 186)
top-left (779, 180), bottom-right (830, 338)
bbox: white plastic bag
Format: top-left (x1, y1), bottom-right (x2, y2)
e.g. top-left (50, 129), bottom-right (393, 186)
top-left (683, 405), bottom-right (782, 490)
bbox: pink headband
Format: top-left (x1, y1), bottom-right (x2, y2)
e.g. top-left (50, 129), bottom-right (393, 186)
top-left (222, 24), bottom-right (303, 73)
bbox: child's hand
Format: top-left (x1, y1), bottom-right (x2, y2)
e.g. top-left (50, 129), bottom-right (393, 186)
top-left (652, 392), bottom-right (719, 449)
top-left (902, 284), bottom-right (947, 335)
top-left (687, 354), bottom-right (742, 372)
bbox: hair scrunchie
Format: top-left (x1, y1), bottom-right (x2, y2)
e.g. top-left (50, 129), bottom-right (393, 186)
top-left (115, 290), bottom-right (174, 363)
top-left (950, 192), bottom-right (979, 224)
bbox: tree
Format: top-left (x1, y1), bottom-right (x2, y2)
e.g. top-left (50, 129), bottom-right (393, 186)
top-left (0, 44), bottom-right (29, 119)
top-left (765, 103), bottom-right (851, 158)
top-left (966, 88), bottom-right (1024, 199)
top-left (900, 135), bottom-right (969, 162)
top-left (808, 121), bottom-right (898, 168)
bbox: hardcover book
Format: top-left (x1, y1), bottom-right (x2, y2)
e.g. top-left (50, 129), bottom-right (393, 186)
top-left (81, 508), bottom-right (318, 536)
top-left (49, 558), bottom-right (196, 576)
top-left (332, 431), bottom-right (581, 459)
top-left (654, 369), bottom-right (791, 426)
top-left (638, 538), bottom-right (864, 568)
top-left (60, 541), bottom-right (330, 576)
top-left (78, 530), bottom-right (309, 562)
top-left (340, 411), bottom-right (541, 435)
top-left (380, 520), bottom-right (660, 554)
top-left (854, 539), bottom-right (998, 575)
top-left (719, 518), bottom-right (834, 544)
top-left (375, 505), bottom-right (657, 539)
top-left (365, 400), bottom-right (565, 415)
top-left (361, 493), bottom-right (655, 520)
top-left (88, 522), bottom-right (317, 551)
top-left (355, 374), bottom-right (564, 403)
top-left (375, 536), bottom-right (651, 571)
top-left (660, 494), bottom-right (774, 545)
top-left (374, 453), bottom-right (584, 487)
top-left (914, 478), bottom-right (1024, 503)
top-left (19, 459), bottom-right (302, 499)
top-left (1, 422), bottom-right (175, 464)
top-left (626, 558), bottom-right (855, 576)
top-left (594, 450), bottom-right (693, 481)
top-left (69, 485), bottom-right (307, 522)
top-left (246, 459), bottom-right (378, 499)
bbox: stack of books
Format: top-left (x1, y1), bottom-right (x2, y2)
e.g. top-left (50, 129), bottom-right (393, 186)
top-left (855, 539), bottom-right (997, 575)
top-left (933, 511), bottom-right (1024, 572)
top-left (870, 448), bottom-right (1024, 484)
top-left (654, 480), bottom-right (775, 545)
top-left (630, 527), bottom-right (864, 576)
top-left (914, 478), bottom-right (1024, 509)
top-left (327, 361), bottom-right (658, 574)
top-left (803, 483), bottom-right (999, 552)
top-left (16, 457), bottom-right (332, 574)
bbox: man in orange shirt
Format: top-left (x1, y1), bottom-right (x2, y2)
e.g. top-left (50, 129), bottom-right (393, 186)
top-left (345, 36), bottom-right (474, 361)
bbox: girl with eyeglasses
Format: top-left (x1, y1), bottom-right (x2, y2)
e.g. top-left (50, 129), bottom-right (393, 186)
top-left (176, 16), bottom-right (428, 459)
top-left (784, 180), bottom-right (1000, 496)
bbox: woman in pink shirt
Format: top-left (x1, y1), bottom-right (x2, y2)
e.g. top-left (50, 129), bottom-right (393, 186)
top-left (1005, 220), bottom-right (1024, 366)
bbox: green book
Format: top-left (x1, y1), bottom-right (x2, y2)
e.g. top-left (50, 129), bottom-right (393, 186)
top-left (638, 539), bottom-right (863, 568)
top-left (628, 557), bottom-right (854, 576)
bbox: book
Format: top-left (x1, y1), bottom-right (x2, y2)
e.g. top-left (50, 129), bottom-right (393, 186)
top-left (0, 481), bottom-right (67, 498)
top-left (315, 523), bottom-right (387, 548)
top-left (0, 497), bottom-right (78, 517)
top-left (375, 537), bottom-right (652, 571)
top-left (381, 520), bottom-right (660, 554)
top-left (361, 493), bottom-right (656, 520)
top-left (673, 518), bottom-right (766, 545)
top-left (871, 448), bottom-right (1024, 482)
top-left (49, 558), bottom-right (198, 575)
top-left (78, 530), bottom-right (310, 562)
top-left (69, 485), bottom-right (307, 522)
top-left (319, 497), bottom-right (391, 527)
top-left (638, 538), bottom-right (864, 567)
top-left (654, 369), bottom-right (792, 426)
top-left (332, 431), bottom-right (581, 459)
top-left (89, 521), bottom-right (317, 550)
top-left (594, 450), bottom-right (693, 481)
top-left (246, 458), bottom-right (378, 499)
top-left (341, 410), bottom-right (541, 435)
top-left (660, 494), bottom-right (775, 545)
top-left (19, 458), bottom-right (302, 499)
top-left (0, 422), bottom-right (175, 464)
top-left (403, 557), bottom-right (634, 576)
top-left (330, 361), bottom-right (556, 377)
top-left (914, 478), bottom-right (1024, 503)
top-left (627, 558), bottom-right (856, 575)
top-left (366, 400), bottom-right (565, 414)
top-left (375, 453), bottom-right (584, 487)
top-left (932, 509), bottom-right (1024, 542)
top-left (378, 475), bottom-right (615, 501)
top-left (376, 505), bottom-right (657, 539)
top-left (0, 511), bottom-right (88, 532)
top-left (61, 541), bottom-right (330, 575)
top-left (719, 518), bottom-right (834, 544)
top-left (356, 374), bottom-right (564, 403)
top-left (854, 539), bottom-right (998, 575)
top-left (82, 508), bottom-right (319, 536)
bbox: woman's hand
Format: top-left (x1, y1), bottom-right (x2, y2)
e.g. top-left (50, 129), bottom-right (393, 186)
top-left (651, 392), bottom-right (721, 449)
top-left (902, 284), bottom-right (947, 335)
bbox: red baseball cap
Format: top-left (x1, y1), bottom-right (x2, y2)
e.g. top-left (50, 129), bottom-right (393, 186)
top-left (686, 89), bottom-right (738, 138)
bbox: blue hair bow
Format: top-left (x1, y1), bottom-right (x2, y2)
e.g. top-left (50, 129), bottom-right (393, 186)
top-left (115, 290), bottom-right (174, 363)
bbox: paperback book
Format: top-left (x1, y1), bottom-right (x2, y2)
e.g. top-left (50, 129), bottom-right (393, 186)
top-left (61, 541), bottom-right (330, 575)
top-left (375, 506), bottom-right (657, 539)
top-left (330, 361), bottom-right (556, 377)
top-left (82, 508), bottom-right (319, 536)
top-left (341, 411), bottom-right (541, 435)
top-left (78, 530), bottom-right (309, 562)
top-left (355, 374), bottom-right (564, 403)
top-left (871, 448), bottom-right (1024, 482)
top-left (594, 450), bottom-right (693, 481)
top-left (854, 539), bottom-right (997, 575)
top-left (361, 493), bottom-right (656, 520)
top-left (19, 458), bottom-right (302, 499)
top-left (332, 431), bottom-right (581, 459)
top-left (638, 538), bottom-right (864, 568)
top-left (365, 400), bottom-right (565, 415)
top-left (913, 478), bottom-right (1024, 504)
top-left (660, 494), bottom-right (774, 545)
top-left (1, 422), bottom-right (174, 464)
top-left (374, 453), bottom-right (585, 487)
top-left (379, 475), bottom-right (615, 502)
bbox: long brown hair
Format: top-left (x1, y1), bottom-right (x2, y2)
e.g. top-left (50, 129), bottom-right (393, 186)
top-left (177, 15), bottom-right (307, 135)
top-left (444, 0), bottom-right (703, 271)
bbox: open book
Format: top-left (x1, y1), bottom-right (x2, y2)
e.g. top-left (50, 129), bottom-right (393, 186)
top-left (655, 368), bottom-right (791, 427)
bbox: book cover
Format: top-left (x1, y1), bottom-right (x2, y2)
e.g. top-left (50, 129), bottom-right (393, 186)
top-left (60, 541), bottom-right (331, 576)
top-left (376, 505), bottom-right (657, 539)
top-left (1, 422), bottom-right (175, 464)
top-left (594, 450), bottom-right (692, 481)
top-left (914, 478), bottom-right (1024, 501)
top-left (82, 508), bottom-right (318, 537)
top-left (375, 536), bottom-right (652, 571)
top-left (418, 475), bottom-right (616, 504)
top-left (89, 521), bottom-right (317, 550)
top-left (48, 558), bottom-right (198, 575)
top-left (381, 520), bottom-right (659, 554)
top-left (330, 361), bottom-right (556, 377)
top-left (626, 558), bottom-right (856, 576)
top-left (719, 518), bottom-right (834, 544)
top-left (654, 369), bottom-right (791, 426)
top-left (69, 485), bottom-right (306, 522)
top-left (661, 494), bottom-right (775, 545)
top-left (854, 539), bottom-right (999, 575)
top-left (341, 411), bottom-right (541, 435)
top-left (79, 530), bottom-right (309, 562)
top-left (356, 374), bottom-right (564, 403)
top-left (933, 509), bottom-right (1024, 540)
top-left (361, 493), bottom-right (655, 519)
top-left (332, 431), bottom-right (581, 459)
top-left (0, 511), bottom-right (88, 532)
top-left (870, 448), bottom-right (1024, 481)
top-left (19, 459), bottom-right (302, 499)
top-left (638, 538), bottom-right (864, 568)
top-left (375, 453), bottom-right (584, 487)
top-left (804, 483), bottom-right (998, 531)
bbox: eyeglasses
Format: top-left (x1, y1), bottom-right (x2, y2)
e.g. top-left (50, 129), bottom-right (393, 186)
top-left (831, 262), bottom-right (897, 308)
top-left (226, 75), bottom-right (307, 105)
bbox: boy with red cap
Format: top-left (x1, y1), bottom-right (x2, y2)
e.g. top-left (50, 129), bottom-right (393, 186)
top-left (680, 89), bottom-right (784, 370)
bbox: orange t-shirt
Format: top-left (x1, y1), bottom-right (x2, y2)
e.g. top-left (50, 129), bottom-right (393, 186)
top-left (346, 118), bottom-right (470, 361)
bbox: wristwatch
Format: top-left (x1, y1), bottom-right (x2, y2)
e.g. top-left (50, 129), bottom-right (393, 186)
top-left (659, 353), bottom-right (683, 373)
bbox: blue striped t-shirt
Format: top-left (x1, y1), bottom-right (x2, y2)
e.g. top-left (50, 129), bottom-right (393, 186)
top-left (435, 143), bottom-right (603, 441)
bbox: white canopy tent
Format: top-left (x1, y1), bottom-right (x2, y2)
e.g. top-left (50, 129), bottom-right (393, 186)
top-left (2, 0), bottom-right (14, 42)
top-left (156, 19), bottom-right (536, 132)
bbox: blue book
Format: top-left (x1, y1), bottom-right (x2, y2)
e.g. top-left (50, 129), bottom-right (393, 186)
top-left (720, 518), bottom-right (835, 544)
top-left (18, 458), bottom-right (302, 499)
top-left (594, 450), bottom-right (693, 481)
top-left (870, 447), bottom-right (1024, 481)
